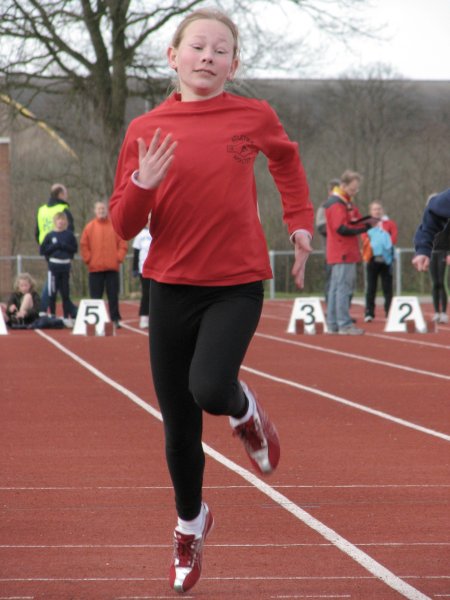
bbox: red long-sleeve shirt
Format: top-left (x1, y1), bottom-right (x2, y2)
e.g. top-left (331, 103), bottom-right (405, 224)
top-left (109, 92), bottom-right (313, 286)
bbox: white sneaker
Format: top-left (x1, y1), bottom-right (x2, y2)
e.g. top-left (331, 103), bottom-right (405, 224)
top-left (432, 313), bottom-right (440, 322)
top-left (139, 315), bottom-right (149, 329)
top-left (63, 317), bottom-right (74, 328)
top-left (230, 381), bottom-right (280, 475)
top-left (169, 503), bottom-right (214, 593)
top-left (338, 325), bottom-right (365, 335)
top-left (440, 313), bottom-right (449, 323)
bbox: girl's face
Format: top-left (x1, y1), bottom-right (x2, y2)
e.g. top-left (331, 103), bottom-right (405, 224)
top-left (168, 19), bottom-right (238, 102)
top-left (370, 203), bottom-right (383, 219)
top-left (55, 217), bottom-right (67, 231)
top-left (18, 279), bottom-right (31, 294)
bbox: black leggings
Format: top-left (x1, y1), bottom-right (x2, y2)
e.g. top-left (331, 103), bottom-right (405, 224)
top-left (429, 251), bottom-right (448, 313)
top-left (139, 275), bottom-right (150, 316)
top-left (149, 280), bottom-right (264, 520)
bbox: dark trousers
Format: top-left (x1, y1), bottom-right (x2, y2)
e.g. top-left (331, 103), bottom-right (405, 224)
top-left (149, 280), bottom-right (264, 520)
top-left (88, 271), bottom-right (121, 321)
top-left (430, 251), bottom-right (448, 313)
top-left (365, 259), bottom-right (393, 318)
top-left (40, 277), bottom-right (77, 317)
top-left (139, 275), bottom-right (150, 316)
top-left (324, 262), bottom-right (332, 305)
top-left (48, 269), bottom-right (72, 318)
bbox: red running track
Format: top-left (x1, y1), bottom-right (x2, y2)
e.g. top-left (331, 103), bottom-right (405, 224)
top-left (1, 299), bottom-right (449, 599)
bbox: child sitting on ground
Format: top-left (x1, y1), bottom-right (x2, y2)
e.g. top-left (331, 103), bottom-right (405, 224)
top-left (4, 273), bottom-right (41, 327)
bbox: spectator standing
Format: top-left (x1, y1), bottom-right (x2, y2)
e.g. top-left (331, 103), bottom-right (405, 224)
top-left (35, 183), bottom-right (76, 317)
top-left (40, 212), bottom-right (78, 326)
top-left (429, 220), bottom-right (450, 323)
top-left (414, 192), bottom-right (450, 323)
top-left (132, 218), bottom-right (152, 329)
top-left (4, 273), bottom-right (40, 327)
top-left (324, 170), bottom-right (374, 335)
top-left (413, 188), bottom-right (450, 268)
top-left (362, 201), bottom-right (398, 321)
top-left (80, 201), bottom-right (128, 328)
top-left (316, 178), bottom-right (340, 305)
top-left (108, 8), bottom-right (313, 593)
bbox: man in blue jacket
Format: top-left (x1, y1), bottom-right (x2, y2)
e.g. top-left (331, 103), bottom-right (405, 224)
top-left (413, 188), bottom-right (450, 271)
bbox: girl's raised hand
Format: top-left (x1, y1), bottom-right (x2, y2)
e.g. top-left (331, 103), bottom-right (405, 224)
top-left (136, 129), bottom-right (177, 189)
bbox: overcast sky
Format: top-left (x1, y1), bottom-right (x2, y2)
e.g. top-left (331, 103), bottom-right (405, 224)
top-left (254, 0), bottom-right (450, 80)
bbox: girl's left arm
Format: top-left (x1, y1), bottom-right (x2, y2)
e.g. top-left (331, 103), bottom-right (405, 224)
top-left (259, 102), bottom-right (314, 238)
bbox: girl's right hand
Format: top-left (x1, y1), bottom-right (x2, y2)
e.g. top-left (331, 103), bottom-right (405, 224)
top-left (412, 254), bottom-right (430, 272)
top-left (136, 129), bottom-right (177, 189)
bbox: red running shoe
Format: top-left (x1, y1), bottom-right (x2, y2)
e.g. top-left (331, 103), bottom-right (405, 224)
top-left (169, 503), bottom-right (214, 593)
top-left (232, 381), bottom-right (280, 475)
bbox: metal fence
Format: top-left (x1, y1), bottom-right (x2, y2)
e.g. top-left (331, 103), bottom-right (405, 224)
top-left (268, 248), bottom-right (435, 299)
top-left (0, 254), bottom-right (141, 299)
top-left (0, 248), bottom-right (438, 300)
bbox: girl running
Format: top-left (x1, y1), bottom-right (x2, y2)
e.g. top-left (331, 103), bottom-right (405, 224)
top-left (109, 8), bottom-right (314, 593)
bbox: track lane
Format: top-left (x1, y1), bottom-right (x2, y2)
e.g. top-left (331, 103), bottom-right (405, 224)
top-left (1, 302), bottom-right (448, 598)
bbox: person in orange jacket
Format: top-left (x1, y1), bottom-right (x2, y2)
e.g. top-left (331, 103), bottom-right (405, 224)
top-left (80, 201), bottom-right (128, 327)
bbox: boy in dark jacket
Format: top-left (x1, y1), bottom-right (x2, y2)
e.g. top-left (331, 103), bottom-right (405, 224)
top-left (413, 188), bottom-right (450, 323)
top-left (40, 212), bottom-right (78, 325)
top-left (413, 188), bottom-right (450, 268)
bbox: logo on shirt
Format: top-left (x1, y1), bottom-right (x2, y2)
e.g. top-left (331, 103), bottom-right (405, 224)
top-left (227, 135), bottom-right (257, 164)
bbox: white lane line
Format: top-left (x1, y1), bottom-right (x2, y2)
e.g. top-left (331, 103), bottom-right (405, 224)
top-left (255, 332), bottom-right (450, 381)
top-left (261, 314), bottom-right (450, 350)
top-left (124, 325), bottom-right (449, 440)
top-left (2, 484), bottom-right (449, 490)
top-left (32, 330), bottom-right (432, 600)
top-left (270, 596), bottom-right (351, 599)
top-left (241, 365), bottom-right (450, 442)
top-left (261, 313), bottom-right (289, 322)
top-left (368, 332), bottom-right (450, 350)
top-left (0, 576), bottom-right (446, 582)
top-left (121, 323), bottom-right (147, 335)
top-left (1, 542), bottom-right (448, 549)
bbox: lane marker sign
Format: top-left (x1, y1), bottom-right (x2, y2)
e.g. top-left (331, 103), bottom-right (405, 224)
top-left (385, 296), bottom-right (427, 333)
top-left (0, 308), bottom-right (8, 335)
top-left (287, 297), bottom-right (327, 334)
top-left (73, 299), bottom-right (110, 336)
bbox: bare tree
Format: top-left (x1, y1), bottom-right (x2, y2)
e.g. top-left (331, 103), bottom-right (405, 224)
top-left (0, 0), bottom-right (372, 195)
